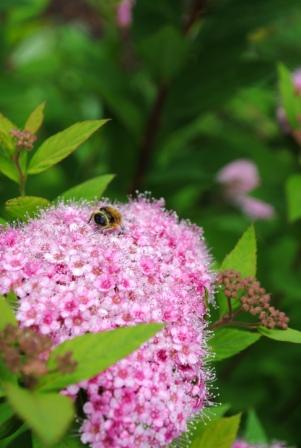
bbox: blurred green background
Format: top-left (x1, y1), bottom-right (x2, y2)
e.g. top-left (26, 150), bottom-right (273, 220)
top-left (0, 0), bottom-right (301, 446)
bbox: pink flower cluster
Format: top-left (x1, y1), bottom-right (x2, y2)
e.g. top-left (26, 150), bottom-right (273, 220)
top-left (233, 440), bottom-right (288, 448)
top-left (0, 198), bottom-right (213, 447)
top-left (116, 0), bottom-right (135, 28)
top-left (216, 159), bottom-right (275, 220)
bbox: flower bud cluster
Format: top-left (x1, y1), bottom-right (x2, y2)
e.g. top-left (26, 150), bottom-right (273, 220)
top-left (0, 322), bottom-right (77, 387)
top-left (216, 270), bottom-right (289, 329)
top-left (10, 128), bottom-right (37, 151)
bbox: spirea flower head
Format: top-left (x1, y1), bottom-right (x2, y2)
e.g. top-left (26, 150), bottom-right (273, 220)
top-left (0, 197), bottom-right (214, 448)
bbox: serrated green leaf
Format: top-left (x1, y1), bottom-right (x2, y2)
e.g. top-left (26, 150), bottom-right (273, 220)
top-left (3, 383), bottom-right (74, 446)
top-left (244, 410), bottom-right (267, 444)
top-left (28, 120), bottom-right (108, 174)
top-left (33, 430), bottom-right (85, 447)
top-left (5, 196), bottom-right (50, 220)
top-left (190, 414), bottom-right (241, 448)
top-left (278, 63), bottom-right (301, 129)
top-left (1, 423), bottom-right (27, 448)
top-left (24, 102), bottom-right (45, 134)
top-left (0, 402), bottom-right (14, 427)
top-left (172, 404), bottom-right (231, 447)
top-left (286, 174), bottom-right (301, 222)
top-left (58, 174), bottom-right (115, 201)
top-left (210, 328), bottom-right (261, 361)
top-left (0, 153), bottom-right (18, 182)
top-left (258, 326), bottom-right (301, 343)
top-left (221, 225), bottom-right (257, 277)
top-left (0, 114), bottom-right (15, 154)
top-left (38, 323), bottom-right (163, 392)
top-left (0, 296), bottom-right (17, 331)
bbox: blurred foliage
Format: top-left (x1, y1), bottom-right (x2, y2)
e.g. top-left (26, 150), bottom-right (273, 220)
top-left (0, 0), bottom-right (301, 445)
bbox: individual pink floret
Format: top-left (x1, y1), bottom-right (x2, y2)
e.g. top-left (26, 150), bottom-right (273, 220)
top-left (0, 197), bottom-right (214, 448)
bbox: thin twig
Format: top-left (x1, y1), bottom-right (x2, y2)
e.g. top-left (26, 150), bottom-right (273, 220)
top-left (129, 0), bottom-right (208, 194)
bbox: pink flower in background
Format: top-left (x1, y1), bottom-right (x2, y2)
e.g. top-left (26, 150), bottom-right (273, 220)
top-left (216, 159), bottom-right (260, 196)
top-left (116, 0), bottom-right (135, 28)
top-left (0, 198), bottom-right (213, 448)
top-left (216, 159), bottom-right (275, 220)
top-left (293, 68), bottom-right (301, 94)
top-left (236, 196), bottom-right (275, 220)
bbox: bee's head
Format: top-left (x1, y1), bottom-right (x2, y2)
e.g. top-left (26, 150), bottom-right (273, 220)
top-left (93, 211), bottom-right (109, 227)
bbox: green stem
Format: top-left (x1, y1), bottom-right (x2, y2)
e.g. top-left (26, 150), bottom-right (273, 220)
top-left (13, 150), bottom-right (26, 196)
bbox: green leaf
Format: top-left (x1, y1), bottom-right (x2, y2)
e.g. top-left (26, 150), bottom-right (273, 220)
top-left (258, 326), bottom-right (301, 343)
top-left (0, 153), bottom-right (18, 182)
top-left (0, 217), bottom-right (7, 225)
top-left (0, 296), bottom-right (17, 331)
top-left (190, 414), bottom-right (241, 448)
top-left (286, 174), bottom-right (301, 222)
top-left (244, 410), bottom-right (267, 444)
top-left (221, 225), bottom-right (257, 277)
top-left (138, 26), bottom-right (188, 81)
top-left (1, 424), bottom-right (27, 448)
top-left (28, 120), bottom-right (108, 174)
top-left (24, 102), bottom-right (46, 134)
top-left (173, 404), bottom-right (231, 447)
top-left (0, 358), bottom-right (17, 384)
top-left (3, 383), bottom-right (74, 446)
top-left (5, 196), bottom-right (50, 220)
top-left (38, 323), bottom-right (163, 392)
top-left (0, 407), bottom-right (21, 440)
top-left (5, 292), bottom-right (18, 310)
top-left (210, 328), bottom-right (261, 361)
top-left (278, 63), bottom-right (301, 129)
top-left (58, 174), bottom-right (115, 201)
top-left (0, 402), bottom-right (14, 428)
top-left (0, 114), bottom-right (15, 154)
top-left (33, 430), bottom-right (85, 447)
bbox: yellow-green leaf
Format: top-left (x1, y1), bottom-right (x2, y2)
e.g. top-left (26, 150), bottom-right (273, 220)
top-left (58, 174), bottom-right (115, 201)
top-left (25, 102), bottom-right (46, 134)
top-left (190, 414), bottom-right (241, 448)
top-left (0, 114), bottom-right (16, 154)
top-left (259, 326), bottom-right (301, 343)
top-left (221, 225), bottom-right (256, 277)
top-left (3, 383), bottom-right (74, 446)
top-left (210, 328), bottom-right (261, 361)
top-left (0, 153), bottom-right (18, 182)
top-left (278, 63), bottom-right (301, 129)
top-left (286, 174), bottom-right (301, 222)
top-left (5, 196), bottom-right (50, 220)
top-left (0, 296), bottom-right (17, 331)
top-left (28, 119), bottom-right (109, 174)
top-left (38, 323), bottom-right (163, 392)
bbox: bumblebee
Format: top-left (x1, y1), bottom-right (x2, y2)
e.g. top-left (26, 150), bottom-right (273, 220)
top-left (88, 206), bottom-right (122, 230)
